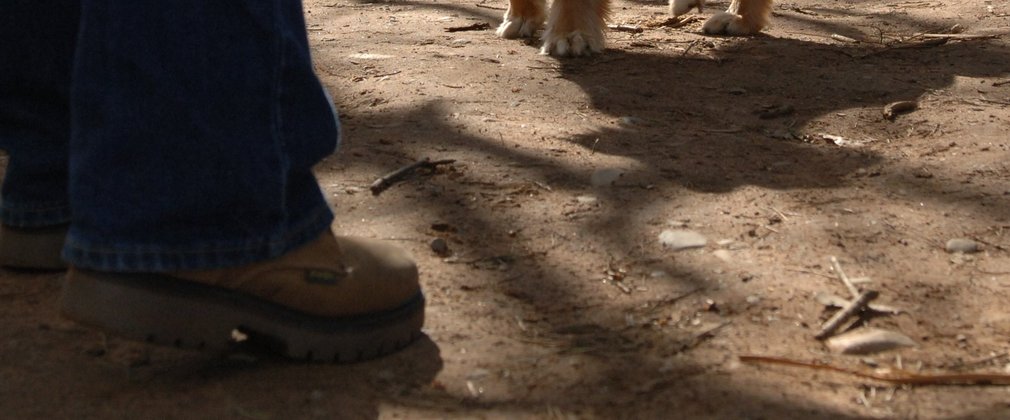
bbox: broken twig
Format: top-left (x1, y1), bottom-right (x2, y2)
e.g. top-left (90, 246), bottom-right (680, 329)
top-left (645, 15), bottom-right (701, 29)
top-left (370, 158), bottom-right (456, 196)
top-left (608, 24), bottom-right (643, 33)
top-left (445, 22), bottom-right (492, 33)
top-left (918, 33), bottom-right (1007, 40)
top-left (740, 355), bottom-right (1010, 385)
top-left (815, 290), bottom-right (878, 340)
top-left (830, 256), bottom-right (860, 298)
top-left (474, 3), bottom-right (506, 11)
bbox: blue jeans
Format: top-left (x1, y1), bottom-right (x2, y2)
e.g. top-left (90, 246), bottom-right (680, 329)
top-left (0, 1), bottom-right (340, 271)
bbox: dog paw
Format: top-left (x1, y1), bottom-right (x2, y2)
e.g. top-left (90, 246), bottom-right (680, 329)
top-left (671, 0), bottom-right (705, 16)
top-left (701, 11), bottom-right (756, 35)
top-left (497, 15), bottom-right (542, 39)
top-left (540, 30), bottom-right (604, 57)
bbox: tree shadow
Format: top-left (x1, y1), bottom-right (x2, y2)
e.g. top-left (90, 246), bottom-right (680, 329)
top-left (295, 0), bottom-right (1010, 416)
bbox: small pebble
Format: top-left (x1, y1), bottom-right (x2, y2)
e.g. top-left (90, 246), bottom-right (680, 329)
top-left (575, 195), bottom-right (598, 205)
top-left (745, 295), bottom-right (761, 305)
top-left (430, 238), bottom-right (451, 256)
top-left (712, 249), bottom-right (733, 262)
top-left (658, 229), bottom-right (708, 251)
top-left (826, 328), bottom-right (916, 355)
top-left (945, 238), bottom-right (980, 253)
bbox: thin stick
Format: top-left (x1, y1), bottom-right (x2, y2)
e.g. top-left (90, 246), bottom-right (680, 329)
top-left (369, 158), bottom-right (456, 196)
top-left (769, 207), bottom-right (790, 221)
top-left (739, 355), bottom-right (1010, 385)
top-left (608, 24), bottom-right (643, 34)
top-left (918, 33), bottom-right (1007, 40)
top-left (814, 290), bottom-right (878, 340)
top-left (445, 22), bottom-right (491, 33)
top-left (474, 3), bottom-right (506, 10)
top-left (830, 256), bottom-right (860, 298)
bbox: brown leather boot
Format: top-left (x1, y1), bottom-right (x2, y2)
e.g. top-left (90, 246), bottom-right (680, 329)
top-left (60, 231), bottom-right (424, 362)
top-left (0, 224), bottom-right (68, 270)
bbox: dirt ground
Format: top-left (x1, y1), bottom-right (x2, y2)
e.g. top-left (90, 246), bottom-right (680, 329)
top-left (3, 0), bottom-right (1010, 418)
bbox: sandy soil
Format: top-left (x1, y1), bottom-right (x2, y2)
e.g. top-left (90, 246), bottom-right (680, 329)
top-left (3, 0), bottom-right (1010, 418)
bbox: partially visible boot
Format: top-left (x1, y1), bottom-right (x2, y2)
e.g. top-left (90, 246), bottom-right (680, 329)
top-left (0, 224), bottom-right (68, 270)
top-left (60, 231), bottom-right (425, 362)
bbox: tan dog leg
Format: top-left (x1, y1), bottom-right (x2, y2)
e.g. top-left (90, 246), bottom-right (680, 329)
top-left (540, 0), bottom-right (610, 56)
top-left (672, 0), bottom-right (773, 35)
top-left (671, 0), bottom-right (705, 16)
top-left (497, 0), bottom-right (547, 39)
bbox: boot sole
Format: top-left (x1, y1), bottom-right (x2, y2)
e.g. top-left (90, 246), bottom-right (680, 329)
top-left (60, 269), bottom-right (424, 362)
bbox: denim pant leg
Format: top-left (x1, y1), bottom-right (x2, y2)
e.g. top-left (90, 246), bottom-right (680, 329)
top-left (0, 1), bottom-right (79, 228)
top-left (64, 0), bottom-right (340, 272)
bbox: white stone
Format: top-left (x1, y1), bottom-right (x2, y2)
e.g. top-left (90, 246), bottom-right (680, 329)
top-left (945, 238), bottom-right (980, 253)
top-left (826, 328), bottom-right (916, 355)
top-left (659, 229), bottom-right (708, 251)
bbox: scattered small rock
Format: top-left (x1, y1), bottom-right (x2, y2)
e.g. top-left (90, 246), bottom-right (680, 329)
top-left (825, 328), bottom-right (917, 355)
top-left (945, 238), bottom-right (980, 253)
top-left (575, 195), bottom-right (599, 205)
top-left (712, 249), bottom-right (733, 262)
top-left (745, 295), bottom-right (762, 305)
top-left (659, 229), bottom-right (708, 251)
top-left (430, 238), bottom-right (451, 256)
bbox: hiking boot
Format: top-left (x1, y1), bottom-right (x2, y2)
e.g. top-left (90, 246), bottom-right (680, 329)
top-left (60, 231), bottom-right (425, 362)
top-left (0, 224), bottom-right (68, 270)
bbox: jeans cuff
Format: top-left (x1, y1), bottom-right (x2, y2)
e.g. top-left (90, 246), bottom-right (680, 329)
top-left (63, 205), bottom-right (334, 272)
top-left (0, 201), bottom-right (72, 227)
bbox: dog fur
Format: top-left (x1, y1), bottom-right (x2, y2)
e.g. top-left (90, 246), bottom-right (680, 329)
top-left (497, 0), bottom-right (774, 56)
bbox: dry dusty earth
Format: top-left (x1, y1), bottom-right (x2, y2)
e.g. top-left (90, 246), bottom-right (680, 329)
top-left (4, 0), bottom-right (1010, 418)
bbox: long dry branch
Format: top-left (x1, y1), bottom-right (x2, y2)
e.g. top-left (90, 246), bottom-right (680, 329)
top-left (740, 355), bottom-right (1010, 386)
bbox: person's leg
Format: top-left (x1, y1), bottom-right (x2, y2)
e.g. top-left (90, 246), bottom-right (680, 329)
top-left (67, 0), bottom-right (338, 270)
top-left (0, 0), bottom-right (79, 269)
top-left (56, 0), bottom-right (423, 361)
